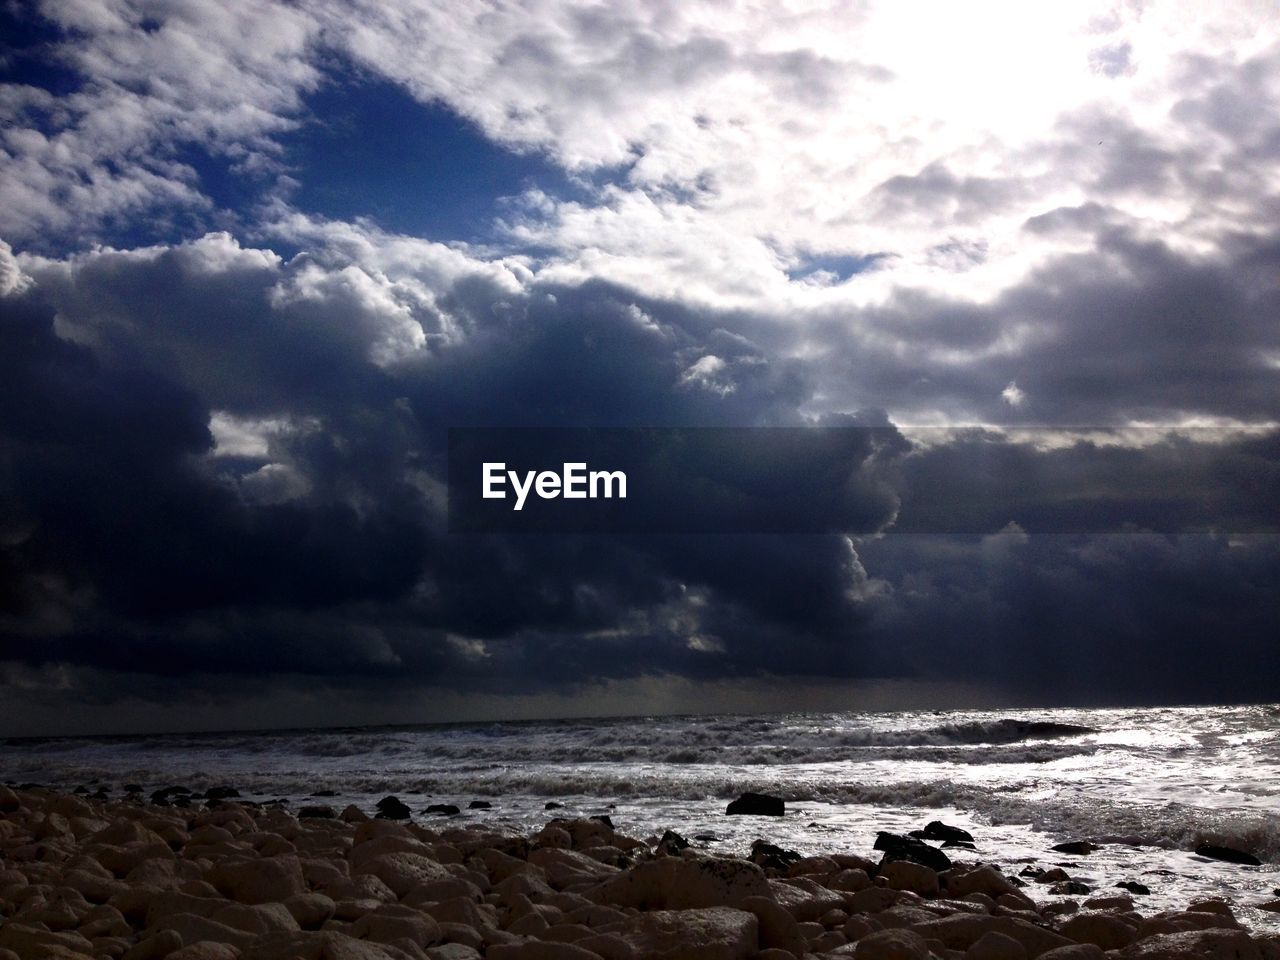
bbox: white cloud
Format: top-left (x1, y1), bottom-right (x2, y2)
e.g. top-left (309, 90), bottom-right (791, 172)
top-left (1001, 381), bottom-right (1026, 407)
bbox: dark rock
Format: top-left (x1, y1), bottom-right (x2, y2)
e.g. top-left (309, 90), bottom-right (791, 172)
top-left (73, 785), bottom-right (89, 795)
top-left (591, 814), bottom-right (614, 829)
top-left (1048, 880), bottom-right (1092, 895)
top-left (468, 800), bottom-right (492, 809)
top-left (311, 789), bottom-right (337, 797)
top-left (726, 792), bottom-right (785, 817)
top-left (1051, 840), bottom-right (1098, 855)
top-left (150, 785), bottom-right (191, 806)
top-left (750, 839), bottom-right (802, 871)
top-left (657, 830), bottom-right (689, 855)
top-left (204, 786), bottom-right (241, 800)
top-left (694, 834), bottom-right (720, 842)
top-left (545, 801), bottom-right (562, 810)
top-left (425, 803), bottom-right (460, 816)
top-left (1116, 880), bottom-right (1151, 895)
top-left (124, 784), bottom-right (142, 793)
top-left (375, 795), bottom-right (412, 820)
top-left (874, 831), bottom-right (951, 872)
top-left (942, 840), bottom-right (976, 849)
top-left (1194, 843), bottom-right (1261, 866)
top-left (915, 821), bottom-right (974, 844)
top-left (1020, 866), bottom-right (1045, 879)
top-left (299, 805), bottom-right (336, 819)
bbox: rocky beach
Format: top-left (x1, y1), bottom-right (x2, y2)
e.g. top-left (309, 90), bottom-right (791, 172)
top-left (1, 783), bottom-right (1278, 960)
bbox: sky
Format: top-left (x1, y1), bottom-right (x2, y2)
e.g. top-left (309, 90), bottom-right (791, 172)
top-left (1, 0), bottom-right (1279, 736)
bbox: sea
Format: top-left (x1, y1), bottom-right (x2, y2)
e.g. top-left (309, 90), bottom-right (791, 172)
top-left (3, 704), bottom-right (1279, 930)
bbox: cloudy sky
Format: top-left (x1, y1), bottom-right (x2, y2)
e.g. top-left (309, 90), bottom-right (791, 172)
top-left (2, 0), bottom-right (1279, 735)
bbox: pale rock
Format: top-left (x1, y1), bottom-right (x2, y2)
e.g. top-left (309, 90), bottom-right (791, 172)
top-left (208, 855), bottom-right (306, 904)
top-left (943, 867), bottom-right (1019, 900)
top-left (147, 913), bottom-right (257, 951)
top-left (1037, 946), bottom-right (1105, 960)
top-left (1115, 929), bottom-right (1262, 959)
top-left (880, 861), bottom-right (940, 897)
top-left (435, 922), bottom-right (483, 948)
top-left (586, 856), bottom-right (769, 910)
top-left (355, 853), bottom-right (451, 898)
top-left (415, 896), bottom-right (498, 930)
top-left (829, 870), bottom-right (880, 896)
top-left (485, 942), bottom-right (603, 960)
top-left (350, 835), bottom-right (436, 870)
top-left (601, 906), bottom-right (757, 960)
top-left (910, 914), bottom-right (1073, 956)
top-left (742, 894), bottom-right (807, 956)
top-left (966, 931), bottom-right (1027, 960)
top-left (426, 947), bottom-right (481, 960)
top-left (528, 848), bottom-right (618, 888)
top-left (770, 877), bottom-right (849, 922)
top-left (1059, 912), bottom-right (1138, 950)
top-left (350, 904), bottom-right (442, 947)
top-left (0, 922), bottom-right (97, 958)
top-left (168, 945), bottom-right (242, 960)
top-left (853, 928), bottom-right (932, 959)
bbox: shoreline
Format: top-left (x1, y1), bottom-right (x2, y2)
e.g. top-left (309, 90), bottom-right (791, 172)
top-left (1, 785), bottom-right (1277, 960)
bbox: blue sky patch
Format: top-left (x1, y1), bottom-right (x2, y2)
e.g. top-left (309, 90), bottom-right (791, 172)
top-left (279, 69), bottom-right (578, 244)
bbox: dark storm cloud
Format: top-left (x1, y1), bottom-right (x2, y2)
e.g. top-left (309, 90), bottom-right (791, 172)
top-left (1, 225), bottom-right (1279, 712)
top-left (809, 222), bottom-right (1280, 424)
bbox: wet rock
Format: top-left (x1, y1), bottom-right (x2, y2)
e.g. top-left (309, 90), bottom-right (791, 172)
top-left (874, 832), bottom-right (951, 872)
top-left (425, 804), bottom-right (461, 816)
top-left (656, 829), bottom-right (689, 856)
top-left (468, 800), bottom-right (491, 809)
top-left (1194, 843), bottom-right (1262, 866)
top-left (204, 786), bottom-right (240, 801)
top-left (150, 785), bottom-right (192, 806)
top-left (915, 821), bottom-right (975, 844)
top-left (298, 805), bottom-right (336, 819)
top-left (1048, 881), bottom-right (1093, 895)
top-left (374, 796), bottom-right (412, 820)
top-left (545, 802), bottom-right (562, 810)
top-left (1051, 841), bottom-right (1098, 856)
top-left (1116, 881), bottom-right (1150, 895)
top-left (749, 840), bottom-right (801, 871)
top-left (725, 792), bottom-right (785, 817)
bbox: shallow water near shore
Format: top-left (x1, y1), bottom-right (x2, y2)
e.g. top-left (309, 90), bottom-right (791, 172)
top-left (4, 704), bottom-right (1279, 930)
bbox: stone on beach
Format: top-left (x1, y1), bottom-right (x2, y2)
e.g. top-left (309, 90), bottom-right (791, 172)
top-left (725, 792), bottom-right (785, 817)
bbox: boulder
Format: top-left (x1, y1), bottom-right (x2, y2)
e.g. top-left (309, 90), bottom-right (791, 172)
top-left (375, 797), bottom-right (412, 821)
top-left (587, 857), bottom-right (770, 910)
top-left (874, 832), bottom-right (951, 872)
top-left (602, 906), bottom-right (757, 960)
top-left (853, 928), bottom-right (932, 959)
top-left (917, 821), bottom-right (975, 844)
top-left (966, 932), bottom-right (1028, 960)
top-left (880, 860), bottom-right (940, 897)
top-left (354, 852), bottom-right (451, 898)
top-left (1051, 842), bottom-right (1098, 856)
top-left (1115, 929), bottom-right (1263, 959)
top-left (208, 855), bottom-right (306, 904)
top-left (1194, 843), bottom-right (1262, 866)
top-left (725, 793), bottom-right (785, 817)
top-left (1059, 913), bottom-right (1137, 950)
